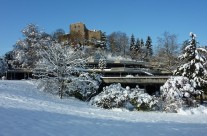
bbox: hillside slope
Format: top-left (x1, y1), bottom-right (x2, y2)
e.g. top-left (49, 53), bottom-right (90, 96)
top-left (0, 80), bottom-right (207, 136)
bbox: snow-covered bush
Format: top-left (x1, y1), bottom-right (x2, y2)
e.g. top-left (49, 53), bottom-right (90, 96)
top-left (35, 71), bottom-right (101, 101)
top-left (35, 72), bottom-right (101, 101)
top-left (160, 76), bottom-right (200, 112)
top-left (65, 72), bottom-right (101, 101)
top-left (90, 84), bottom-right (158, 111)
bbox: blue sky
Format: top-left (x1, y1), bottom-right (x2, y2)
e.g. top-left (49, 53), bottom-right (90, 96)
top-left (0, 0), bottom-right (207, 56)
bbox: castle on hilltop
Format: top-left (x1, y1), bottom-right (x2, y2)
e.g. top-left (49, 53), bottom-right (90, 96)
top-left (60, 22), bottom-right (103, 47)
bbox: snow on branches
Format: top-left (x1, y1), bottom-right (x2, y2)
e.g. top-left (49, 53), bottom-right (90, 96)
top-left (160, 33), bottom-right (207, 112)
top-left (90, 83), bottom-right (158, 111)
top-left (160, 76), bottom-right (202, 112)
top-left (174, 32), bottom-right (207, 91)
top-left (34, 43), bottom-right (86, 78)
top-left (9, 24), bottom-right (52, 69)
top-left (34, 43), bottom-right (84, 98)
top-left (34, 43), bottom-right (101, 100)
top-left (66, 72), bottom-right (101, 101)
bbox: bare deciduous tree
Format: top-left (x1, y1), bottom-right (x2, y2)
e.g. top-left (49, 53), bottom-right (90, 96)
top-left (34, 43), bottom-right (86, 99)
top-left (154, 32), bottom-right (180, 72)
top-left (107, 31), bottom-right (129, 57)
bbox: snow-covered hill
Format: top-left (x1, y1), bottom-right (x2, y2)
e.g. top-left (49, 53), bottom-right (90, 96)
top-left (0, 80), bottom-right (207, 136)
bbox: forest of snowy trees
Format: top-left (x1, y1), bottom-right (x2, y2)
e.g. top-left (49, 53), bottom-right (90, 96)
top-left (1, 24), bottom-right (207, 112)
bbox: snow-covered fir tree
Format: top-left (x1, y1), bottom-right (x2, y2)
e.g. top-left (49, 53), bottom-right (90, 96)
top-left (160, 33), bottom-right (207, 112)
top-left (174, 32), bottom-right (207, 103)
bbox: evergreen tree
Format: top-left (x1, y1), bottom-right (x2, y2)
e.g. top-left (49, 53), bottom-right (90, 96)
top-left (135, 38), bottom-right (141, 51)
top-left (130, 34), bottom-right (137, 59)
top-left (140, 38), bottom-right (144, 47)
top-left (130, 34), bottom-right (136, 51)
top-left (145, 36), bottom-right (153, 59)
top-left (132, 38), bottom-right (145, 61)
top-left (136, 38), bottom-right (146, 61)
top-left (174, 32), bottom-right (207, 104)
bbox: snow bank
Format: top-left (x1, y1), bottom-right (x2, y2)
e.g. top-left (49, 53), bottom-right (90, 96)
top-left (1, 80), bottom-right (207, 136)
top-left (178, 105), bottom-right (207, 115)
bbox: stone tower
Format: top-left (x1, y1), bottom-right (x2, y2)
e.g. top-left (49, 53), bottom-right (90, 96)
top-left (70, 22), bottom-right (87, 40)
top-left (59, 22), bottom-right (102, 46)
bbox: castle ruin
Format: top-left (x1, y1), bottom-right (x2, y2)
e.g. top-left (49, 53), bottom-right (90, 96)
top-left (60, 22), bottom-right (102, 46)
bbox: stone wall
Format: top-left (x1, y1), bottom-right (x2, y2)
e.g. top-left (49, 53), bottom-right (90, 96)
top-left (87, 30), bottom-right (102, 41)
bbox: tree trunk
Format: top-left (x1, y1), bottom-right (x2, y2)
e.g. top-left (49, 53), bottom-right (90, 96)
top-left (200, 93), bottom-right (203, 105)
top-left (59, 80), bottom-right (64, 99)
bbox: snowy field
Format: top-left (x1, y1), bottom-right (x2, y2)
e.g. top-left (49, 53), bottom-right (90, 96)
top-left (0, 80), bottom-right (207, 136)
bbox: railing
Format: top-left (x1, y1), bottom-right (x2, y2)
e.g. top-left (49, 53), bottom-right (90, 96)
top-left (101, 76), bottom-right (170, 84)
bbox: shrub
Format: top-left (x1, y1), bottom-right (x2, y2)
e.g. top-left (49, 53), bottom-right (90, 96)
top-left (65, 72), bottom-right (101, 101)
top-left (90, 83), bottom-right (158, 111)
top-left (36, 72), bottom-right (101, 101)
top-left (160, 76), bottom-right (199, 112)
